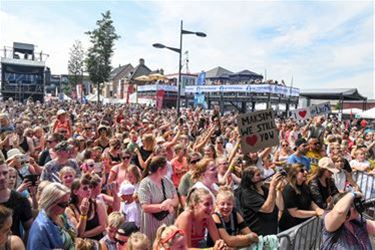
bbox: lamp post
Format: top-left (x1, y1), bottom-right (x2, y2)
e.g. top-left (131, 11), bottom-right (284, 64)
top-left (153, 20), bottom-right (206, 116)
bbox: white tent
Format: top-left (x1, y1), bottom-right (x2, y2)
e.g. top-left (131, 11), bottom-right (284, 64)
top-left (359, 107), bottom-right (375, 119)
top-left (331, 108), bottom-right (362, 115)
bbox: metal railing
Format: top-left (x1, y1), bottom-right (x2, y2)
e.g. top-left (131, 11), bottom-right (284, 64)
top-left (352, 171), bottom-right (375, 200)
top-left (277, 216), bottom-right (322, 250)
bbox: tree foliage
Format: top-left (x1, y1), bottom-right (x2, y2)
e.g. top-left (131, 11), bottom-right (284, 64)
top-left (85, 10), bottom-right (120, 99)
top-left (68, 40), bottom-right (84, 88)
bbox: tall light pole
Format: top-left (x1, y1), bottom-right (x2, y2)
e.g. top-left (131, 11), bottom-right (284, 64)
top-left (153, 20), bottom-right (206, 117)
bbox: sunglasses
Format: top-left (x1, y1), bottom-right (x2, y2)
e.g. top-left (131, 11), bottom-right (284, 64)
top-left (85, 127), bottom-right (92, 130)
top-left (87, 164), bottom-right (95, 168)
top-left (216, 141), bottom-right (223, 144)
top-left (82, 185), bottom-right (92, 191)
top-left (190, 158), bottom-right (201, 164)
top-left (47, 140), bottom-right (55, 143)
top-left (115, 238), bottom-right (126, 246)
top-left (161, 229), bottom-right (185, 244)
top-left (59, 130), bottom-right (67, 134)
top-left (299, 168), bottom-right (307, 173)
top-left (282, 144), bottom-right (288, 147)
top-left (123, 155), bottom-right (131, 160)
top-left (57, 202), bottom-right (69, 208)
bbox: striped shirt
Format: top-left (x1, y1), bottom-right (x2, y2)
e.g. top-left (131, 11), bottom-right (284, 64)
top-left (138, 176), bottom-right (176, 242)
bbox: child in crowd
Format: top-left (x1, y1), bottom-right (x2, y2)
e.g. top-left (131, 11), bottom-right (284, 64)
top-left (100, 211), bottom-right (125, 250)
top-left (118, 183), bottom-right (140, 228)
top-left (59, 166), bottom-right (76, 188)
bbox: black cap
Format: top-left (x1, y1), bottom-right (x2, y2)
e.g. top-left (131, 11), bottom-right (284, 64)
top-left (118, 222), bottom-right (139, 236)
top-left (295, 138), bottom-right (307, 148)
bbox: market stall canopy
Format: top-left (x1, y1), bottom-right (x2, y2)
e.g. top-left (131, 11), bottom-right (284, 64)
top-left (300, 88), bottom-right (366, 101)
top-left (135, 75), bottom-right (151, 82)
top-left (148, 73), bottom-right (167, 81)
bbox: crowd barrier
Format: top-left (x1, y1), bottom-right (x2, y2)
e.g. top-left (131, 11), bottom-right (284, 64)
top-left (352, 171), bottom-right (375, 201)
top-left (277, 216), bottom-right (322, 250)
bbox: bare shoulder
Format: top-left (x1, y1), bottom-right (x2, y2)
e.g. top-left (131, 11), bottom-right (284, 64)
top-left (175, 210), bottom-right (192, 225)
top-left (11, 235), bottom-right (25, 250)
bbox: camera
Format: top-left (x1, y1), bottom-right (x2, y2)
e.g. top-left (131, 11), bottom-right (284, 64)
top-left (276, 168), bottom-right (288, 177)
top-left (354, 198), bottom-right (375, 214)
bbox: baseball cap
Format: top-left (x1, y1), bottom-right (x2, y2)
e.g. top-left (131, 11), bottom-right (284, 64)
top-left (295, 138), bottom-right (307, 148)
top-left (118, 183), bottom-right (135, 197)
top-left (318, 157), bottom-right (339, 174)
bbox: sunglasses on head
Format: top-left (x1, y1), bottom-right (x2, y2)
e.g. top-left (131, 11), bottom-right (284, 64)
top-left (160, 229), bottom-right (185, 244)
top-left (299, 168), bottom-right (307, 173)
top-left (57, 201), bottom-right (69, 208)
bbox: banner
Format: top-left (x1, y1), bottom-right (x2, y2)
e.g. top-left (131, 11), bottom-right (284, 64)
top-left (237, 109), bottom-right (279, 154)
top-left (156, 90), bottom-right (165, 110)
top-left (289, 102), bottom-right (331, 120)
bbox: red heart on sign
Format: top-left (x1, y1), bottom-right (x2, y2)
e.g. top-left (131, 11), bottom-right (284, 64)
top-left (298, 110), bottom-right (307, 118)
top-left (245, 135), bottom-right (257, 146)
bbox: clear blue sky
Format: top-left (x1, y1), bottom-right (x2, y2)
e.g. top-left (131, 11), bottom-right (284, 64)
top-left (1, 0), bottom-right (374, 98)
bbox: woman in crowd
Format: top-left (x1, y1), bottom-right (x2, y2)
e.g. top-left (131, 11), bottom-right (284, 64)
top-left (27, 182), bottom-right (75, 250)
top-left (279, 164), bottom-right (324, 231)
top-left (138, 156), bottom-right (178, 242)
top-left (153, 224), bottom-right (187, 250)
top-left (215, 137), bottom-right (227, 158)
top-left (331, 155), bottom-right (359, 192)
top-left (52, 109), bottom-right (72, 138)
top-left (38, 132), bottom-right (63, 166)
top-left (175, 188), bottom-right (221, 248)
top-left (203, 144), bottom-right (217, 160)
top-left (108, 149), bottom-right (133, 188)
top-left (273, 139), bottom-right (292, 167)
top-left (0, 205), bottom-right (25, 250)
top-left (65, 174), bottom-right (106, 240)
top-left (178, 152), bottom-right (202, 205)
top-left (94, 125), bottom-right (110, 151)
top-left (239, 166), bottom-right (284, 236)
top-left (191, 158), bottom-right (219, 202)
top-left (212, 187), bottom-right (258, 248)
top-left (102, 138), bottom-right (123, 173)
top-left (134, 134), bottom-right (155, 170)
top-left (59, 166), bottom-right (76, 188)
top-left (308, 157), bottom-right (340, 209)
top-left (322, 191), bottom-right (375, 249)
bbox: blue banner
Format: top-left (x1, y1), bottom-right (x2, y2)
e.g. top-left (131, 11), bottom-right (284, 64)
top-left (197, 71), bottom-right (206, 85)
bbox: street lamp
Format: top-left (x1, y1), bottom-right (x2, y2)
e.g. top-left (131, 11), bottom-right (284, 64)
top-left (153, 20), bottom-right (206, 116)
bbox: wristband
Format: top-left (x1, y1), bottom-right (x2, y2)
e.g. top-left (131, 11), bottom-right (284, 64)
top-left (80, 215), bottom-right (87, 220)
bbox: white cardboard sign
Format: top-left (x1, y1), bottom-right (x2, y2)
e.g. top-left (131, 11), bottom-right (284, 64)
top-left (237, 109), bottom-right (279, 154)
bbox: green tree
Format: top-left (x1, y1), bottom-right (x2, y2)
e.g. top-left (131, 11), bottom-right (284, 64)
top-left (67, 40), bottom-right (85, 94)
top-left (85, 10), bottom-right (120, 102)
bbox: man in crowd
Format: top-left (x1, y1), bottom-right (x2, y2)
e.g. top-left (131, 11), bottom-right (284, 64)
top-left (41, 141), bottom-right (80, 182)
top-left (305, 138), bottom-right (323, 173)
top-left (287, 138), bottom-right (311, 170)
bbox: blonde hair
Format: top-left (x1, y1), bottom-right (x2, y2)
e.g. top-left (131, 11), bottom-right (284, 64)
top-left (186, 188), bottom-right (211, 210)
top-left (39, 182), bottom-right (70, 210)
top-left (216, 186), bottom-right (234, 204)
top-left (108, 211), bottom-right (125, 228)
top-left (59, 166), bottom-right (76, 178)
top-left (191, 158), bottom-right (214, 182)
top-left (154, 224), bottom-right (184, 250)
top-left (126, 232), bottom-right (150, 250)
top-left (75, 238), bottom-right (100, 250)
top-left (36, 180), bottom-right (51, 203)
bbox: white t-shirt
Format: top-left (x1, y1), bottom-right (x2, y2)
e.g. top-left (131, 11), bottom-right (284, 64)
top-left (120, 201), bottom-right (140, 228)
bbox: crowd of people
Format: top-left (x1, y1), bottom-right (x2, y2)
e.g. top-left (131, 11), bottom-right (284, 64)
top-left (0, 98), bottom-right (374, 250)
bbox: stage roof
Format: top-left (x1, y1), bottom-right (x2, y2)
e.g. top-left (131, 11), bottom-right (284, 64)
top-left (300, 88), bottom-right (366, 101)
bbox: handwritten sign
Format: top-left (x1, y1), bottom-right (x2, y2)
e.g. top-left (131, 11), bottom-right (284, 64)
top-left (289, 102), bottom-right (331, 120)
top-left (237, 109), bottom-right (279, 154)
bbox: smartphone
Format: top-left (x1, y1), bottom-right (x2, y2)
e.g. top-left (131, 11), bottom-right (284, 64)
top-left (24, 175), bottom-right (39, 186)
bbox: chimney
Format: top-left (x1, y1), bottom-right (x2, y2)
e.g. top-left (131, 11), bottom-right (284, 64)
top-left (139, 58), bottom-right (145, 65)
